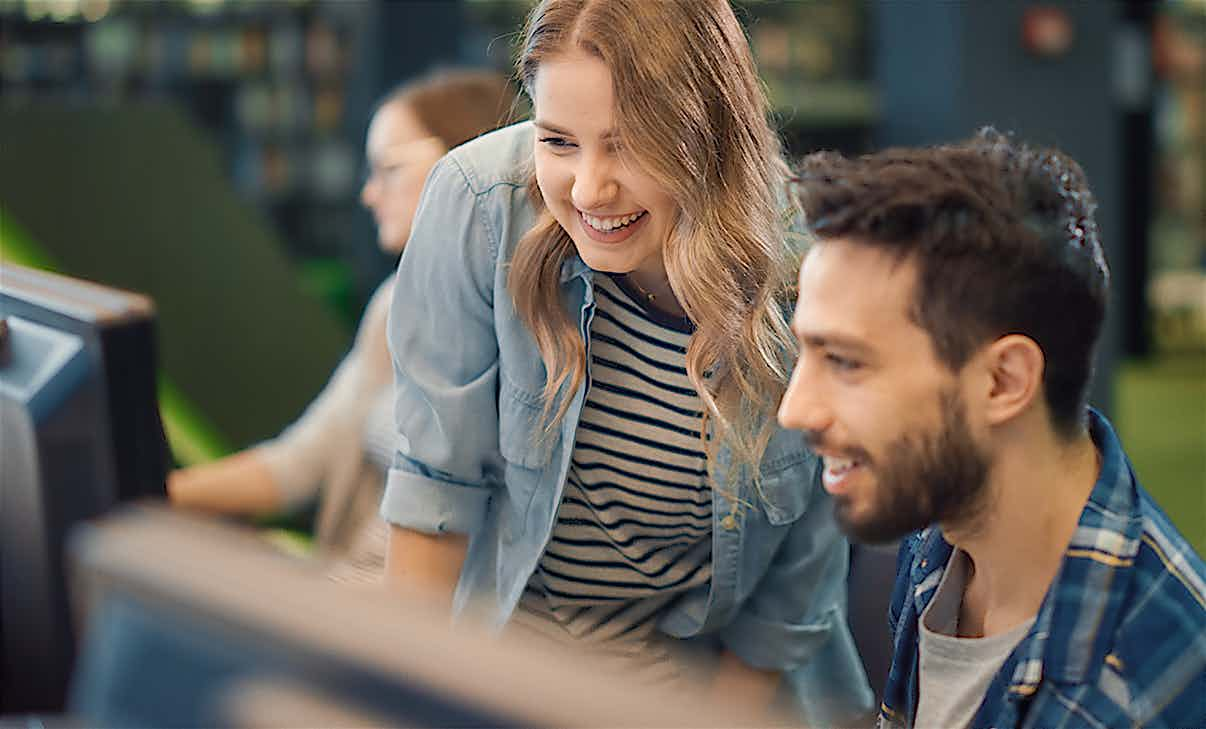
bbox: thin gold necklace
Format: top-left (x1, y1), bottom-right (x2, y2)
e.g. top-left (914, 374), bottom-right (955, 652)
top-left (625, 274), bottom-right (657, 304)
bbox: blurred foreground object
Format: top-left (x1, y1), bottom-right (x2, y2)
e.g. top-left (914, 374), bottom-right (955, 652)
top-left (0, 263), bottom-right (168, 712)
top-left (65, 505), bottom-right (777, 728)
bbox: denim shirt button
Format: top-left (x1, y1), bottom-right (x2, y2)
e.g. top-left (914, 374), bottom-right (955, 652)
top-left (721, 514), bottom-right (737, 530)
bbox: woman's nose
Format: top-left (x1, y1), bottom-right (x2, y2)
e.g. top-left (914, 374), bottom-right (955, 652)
top-left (571, 154), bottom-right (619, 211)
top-left (361, 175), bottom-right (378, 209)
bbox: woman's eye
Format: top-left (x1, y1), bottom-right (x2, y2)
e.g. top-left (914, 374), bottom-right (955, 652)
top-left (366, 162), bottom-right (404, 184)
top-left (538, 136), bottom-right (575, 150)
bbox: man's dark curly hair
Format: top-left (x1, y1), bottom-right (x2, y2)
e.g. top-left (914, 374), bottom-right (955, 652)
top-left (794, 128), bottom-right (1109, 437)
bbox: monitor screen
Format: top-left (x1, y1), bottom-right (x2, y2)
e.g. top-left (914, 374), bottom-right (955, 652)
top-left (66, 506), bottom-right (764, 728)
top-left (0, 263), bottom-right (169, 713)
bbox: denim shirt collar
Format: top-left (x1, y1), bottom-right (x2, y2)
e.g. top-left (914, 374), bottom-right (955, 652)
top-left (559, 253), bottom-right (592, 283)
top-left (906, 409), bottom-right (1142, 710)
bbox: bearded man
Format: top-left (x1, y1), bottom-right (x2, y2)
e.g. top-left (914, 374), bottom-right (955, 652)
top-left (779, 130), bottom-right (1205, 729)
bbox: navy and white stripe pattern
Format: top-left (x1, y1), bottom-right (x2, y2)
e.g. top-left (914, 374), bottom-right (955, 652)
top-left (518, 273), bottom-right (712, 670)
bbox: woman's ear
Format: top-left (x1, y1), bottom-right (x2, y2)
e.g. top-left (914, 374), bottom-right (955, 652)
top-left (980, 334), bottom-right (1045, 427)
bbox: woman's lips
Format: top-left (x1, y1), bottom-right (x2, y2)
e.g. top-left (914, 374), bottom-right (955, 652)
top-left (577, 210), bottom-right (647, 244)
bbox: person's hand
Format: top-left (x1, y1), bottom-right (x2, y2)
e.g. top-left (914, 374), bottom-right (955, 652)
top-left (166, 452), bottom-right (282, 516)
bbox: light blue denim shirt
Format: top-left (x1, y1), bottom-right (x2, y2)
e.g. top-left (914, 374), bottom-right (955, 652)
top-left (382, 122), bottom-right (872, 724)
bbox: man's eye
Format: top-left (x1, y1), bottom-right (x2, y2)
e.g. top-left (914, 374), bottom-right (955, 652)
top-left (826, 353), bottom-right (861, 372)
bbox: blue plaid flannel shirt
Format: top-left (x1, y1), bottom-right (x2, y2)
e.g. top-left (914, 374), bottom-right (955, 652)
top-left (880, 410), bottom-right (1205, 728)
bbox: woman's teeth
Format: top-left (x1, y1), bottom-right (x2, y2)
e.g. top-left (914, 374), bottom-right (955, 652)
top-left (583, 211), bottom-right (645, 232)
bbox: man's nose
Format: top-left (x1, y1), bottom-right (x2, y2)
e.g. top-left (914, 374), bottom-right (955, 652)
top-left (778, 359), bottom-right (833, 436)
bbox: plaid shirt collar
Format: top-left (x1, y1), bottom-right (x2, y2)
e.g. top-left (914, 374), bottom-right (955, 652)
top-left (907, 409), bottom-right (1142, 695)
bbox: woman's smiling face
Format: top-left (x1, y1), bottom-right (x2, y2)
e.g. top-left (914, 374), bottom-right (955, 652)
top-left (531, 50), bottom-right (679, 282)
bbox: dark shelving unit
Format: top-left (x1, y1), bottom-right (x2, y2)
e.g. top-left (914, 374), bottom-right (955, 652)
top-left (2, 0), bottom-right (371, 321)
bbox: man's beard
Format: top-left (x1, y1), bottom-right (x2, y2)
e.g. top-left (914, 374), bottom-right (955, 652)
top-left (812, 390), bottom-right (992, 545)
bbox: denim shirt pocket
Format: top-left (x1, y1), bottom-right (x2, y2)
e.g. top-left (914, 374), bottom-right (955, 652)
top-left (497, 376), bottom-right (559, 533)
top-left (756, 453), bottom-right (818, 526)
top-left (498, 377), bottom-right (556, 469)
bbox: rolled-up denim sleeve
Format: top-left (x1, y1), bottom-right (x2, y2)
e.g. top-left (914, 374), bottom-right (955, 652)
top-left (719, 469), bottom-right (873, 722)
top-left (380, 155), bottom-right (503, 536)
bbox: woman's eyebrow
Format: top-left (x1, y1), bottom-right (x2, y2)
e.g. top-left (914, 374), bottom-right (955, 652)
top-left (534, 119), bottom-right (620, 141)
top-left (533, 119), bottom-right (572, 136)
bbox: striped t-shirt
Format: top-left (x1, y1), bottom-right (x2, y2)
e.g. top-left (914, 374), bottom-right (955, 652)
top-left (514, 273), bottom-right (713, 681)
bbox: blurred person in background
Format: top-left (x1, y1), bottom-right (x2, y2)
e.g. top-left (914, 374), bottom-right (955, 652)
top-left (781, 130), bottom-right (1206, 729)
top-left (380, 0), bottom-right (871, 725)
top-left (168, 68), bottom-right (516, 582)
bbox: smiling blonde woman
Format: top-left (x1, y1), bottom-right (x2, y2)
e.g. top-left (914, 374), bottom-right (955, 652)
top-left (381, 1), bottom-right (871, 723)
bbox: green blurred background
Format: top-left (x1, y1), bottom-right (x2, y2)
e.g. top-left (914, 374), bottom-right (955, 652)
top-left (1118, 355), bottom-right (1205, 553)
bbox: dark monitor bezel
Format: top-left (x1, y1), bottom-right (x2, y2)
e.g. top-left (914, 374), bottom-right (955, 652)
top-left (0, 263), bottom-right (168, 713)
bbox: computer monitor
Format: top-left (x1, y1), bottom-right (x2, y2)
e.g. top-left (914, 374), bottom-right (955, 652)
top-left (0, 263), bottom-right (169, 713)
top-left (66, 506), bottom-right (765, 728)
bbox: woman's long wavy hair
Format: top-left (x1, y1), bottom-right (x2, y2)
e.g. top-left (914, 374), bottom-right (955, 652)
top-left (508, 0), bottom-right (798, 497)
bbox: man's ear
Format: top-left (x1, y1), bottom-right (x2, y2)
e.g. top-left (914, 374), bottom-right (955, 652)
top-left (979, 334), bottom-right (1045, 427)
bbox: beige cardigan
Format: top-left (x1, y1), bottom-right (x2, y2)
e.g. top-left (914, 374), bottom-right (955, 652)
top-left (255, 278), bottom-right (395, 555)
